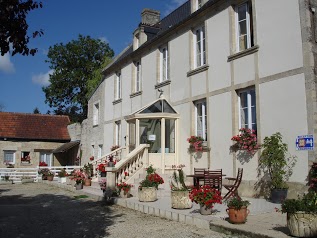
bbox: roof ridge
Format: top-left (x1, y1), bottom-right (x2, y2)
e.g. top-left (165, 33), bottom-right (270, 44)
top-left (0, 112), bottom-right (69, 118)
top-left (156, 0), bottom-right (189, 26)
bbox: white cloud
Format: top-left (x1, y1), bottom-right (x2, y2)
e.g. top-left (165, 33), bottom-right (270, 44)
top-left (99, 36), bottom-right (109, 44)
top-left (164, 0), bottom-right (187, 16)
top-left (32, 70), bottom-right (54, 86)
top-left (0, 53), bottom-right (15, 74)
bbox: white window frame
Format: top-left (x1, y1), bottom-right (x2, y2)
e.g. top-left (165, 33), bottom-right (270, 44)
top-left (115, 72), bottom-right (121, 100)
top-left (93, 102), bottom-right (99, 126)
top-left (4, 150), bottom-right (15, 164)
top-left (194, 99), bottom-right (207, 141)
top-left (115, 121), bottom-right (121, 146)
top-left (235, 2), bottom-right (252, 52)
top-left (238, 88), bottom-right (256, 130)
top-left (40, 152), bottom-right (52, 167)
top-left (160, 46), bottom-right (169, 82)
top-left (98, 145), bottom-right (103, 159)
top-left (91, 145), bottom-right (95, 157)
top-left (194, 25), bottom-right (206, 68)
top-left (135, 61), bottom-right (141, 92)
top-left (196, 0), bottom-right (202, 10)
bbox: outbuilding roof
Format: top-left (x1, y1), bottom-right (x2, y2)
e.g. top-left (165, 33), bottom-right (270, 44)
top-left (0, 112), bottom-right (71, 142)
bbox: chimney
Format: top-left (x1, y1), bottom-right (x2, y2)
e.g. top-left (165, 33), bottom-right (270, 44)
top-left (141, 9), bottom-right (160, 26)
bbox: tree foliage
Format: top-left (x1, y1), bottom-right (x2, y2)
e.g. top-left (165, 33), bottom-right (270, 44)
top-left (33, 107), bottom-right (40, 114)
top-left (0, 0), bottom-right (43, 56)
top-left (43, 35), bottom-right (114, 122)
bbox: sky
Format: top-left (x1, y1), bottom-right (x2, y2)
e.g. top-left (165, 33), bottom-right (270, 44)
top-left (0, 0), bottom-right (187, 114)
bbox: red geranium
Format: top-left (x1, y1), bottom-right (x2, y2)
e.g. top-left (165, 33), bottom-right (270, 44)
top-left (187, 136), bottom-right (204, 152)
top-left (189, 185), bottom-right (222, 209)
top-left (231, 128), bottom-right (260, 154)
top-left (97, 163), bottom-right (106, 173)
top-left (39, 161), bottom-right (48, 166)
top-left (117, 182), bottom-right (133, 193)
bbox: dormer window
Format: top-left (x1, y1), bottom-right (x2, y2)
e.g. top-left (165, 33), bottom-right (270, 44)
top-left (197, 0), bottom-right (202, 10)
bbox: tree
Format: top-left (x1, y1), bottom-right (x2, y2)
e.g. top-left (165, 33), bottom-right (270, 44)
top-left (0, 0), bottom-right (43, 56)
top-left (43, 35), bottom-right (114, 122)
top-left (33, 107), bottom-right (40, 114)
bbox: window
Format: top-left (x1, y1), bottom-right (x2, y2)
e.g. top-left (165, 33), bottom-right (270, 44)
top-left (98, 145), bottom-right (103, 159)
top-left (194, 99), bottom-right (207, 140)
top-left (135, 61), bottom-right (141, 92)
top-left (194, 26), bottom-right (206, 68)
top-left (197, 0), bottom-right (202, 10)
top-left (91, 145), bottom-right (95, 157)
top-left (115, 72), bottom-right (121, 100)
top-left (93, 102), bottom-right (99, 126)
top-left (238, 88), bottom-right (256, 131)
top-left (235, 1), bottom-right (254, 52)
top-left (115, 121), bottom-right (121, 146)
top-left (21, 151), bottom-right (31, 163)
top-left (160, 46), bottom-right (169, 82)
top-left (4, 150), bottom-right (15, 164)
top-left (40, 152), bottom-right (52, 167)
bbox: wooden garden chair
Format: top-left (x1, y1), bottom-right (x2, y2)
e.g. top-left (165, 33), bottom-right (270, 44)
top-left (203, 169), bottom-right (222, 192)
top-left (194, 168), bottom-right (205, 188)
top-left (222, 168), bottom-right (243, 201)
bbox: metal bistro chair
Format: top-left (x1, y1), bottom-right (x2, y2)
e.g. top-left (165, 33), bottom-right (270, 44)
top-left (203, 169), bottom-right (222, 192)
top-left (223, 168), bottom-right (243, 201)
top-left (194, 168), bottom-right (205, 188)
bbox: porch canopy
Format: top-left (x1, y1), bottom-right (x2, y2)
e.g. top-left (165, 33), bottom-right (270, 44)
top-left (52, 140), bottom-right (80, 153)
top-left (124, 97), bottom-right (180, 173)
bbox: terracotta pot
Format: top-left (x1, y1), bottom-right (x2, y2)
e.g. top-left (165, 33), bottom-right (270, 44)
top-left (287, 212), bottom-right (317, 237)
top-left (119, 189), bottom-right (130, 198)
top-left (42, 175), bottom-right (48, 180)
top-left (138, 187), bottom-right (157, 202)
top-left (171, 190), bottom-right (192, 209)
top-left (84, 178), bottom-right (92, 186)
top-left (47, 175), bottom-right (54, 181)
top-left (200, 204), bottom-right (213, 215)
top-left (226, 206), bottom-right (250, 224)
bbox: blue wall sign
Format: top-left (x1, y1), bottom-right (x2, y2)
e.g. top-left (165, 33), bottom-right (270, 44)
top-left (296, 135), bottom-right (314, 150)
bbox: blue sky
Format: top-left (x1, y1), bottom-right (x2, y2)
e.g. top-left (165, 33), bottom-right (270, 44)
top-left (0, 0), bottom-right (186, 114)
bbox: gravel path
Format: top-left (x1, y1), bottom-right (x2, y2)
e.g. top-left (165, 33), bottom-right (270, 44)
top-left (0, 183), bottom-right (235, 238)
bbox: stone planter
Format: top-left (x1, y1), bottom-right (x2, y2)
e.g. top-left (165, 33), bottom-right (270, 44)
top-left (226, 206), bottom-right (250, 224)
top-left (199, 204), bottom-right (213, 215)
top-left (138, 187), bottom-right (157, 202)
top-left (75, 183), bottom-right (83, 190)
top-left (287, 212), bottom-right (317, 237)
top-left (171, 190), bottom-right (192, 209)
top-left (119, 189), bottom-right (130, 198)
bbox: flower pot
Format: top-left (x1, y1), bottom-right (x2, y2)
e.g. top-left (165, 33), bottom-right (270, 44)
top-left (271, 188), bottom-right (288, 204)
top-left (100, 172), bottom-right (107, 177)
top-left (59, 177), bottom-right (66, 183)
top-left (138, 187), bottom-right (157, 202)
top-left (119, 189), bottom-right (130, 198)
top-left (84, 178), bottom-right (92, 186)
top-left (226, 206), bottom-right (250, 224)
top-left (42, 175), bottom-right (48, 180)
top-left (171, 190), bottom-right (192, 209)
top-left (75, 183), bottom-right (83, 190)
top-left (47, 175), bottom-right (54, 181)
top-left (287, 212), bottom-right (317, 237)
top-left (199, 204), bottom-right (213, 215)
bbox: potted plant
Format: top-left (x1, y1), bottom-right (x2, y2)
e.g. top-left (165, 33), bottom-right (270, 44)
top-left (170, 169), bottom-right (192, 209)
top-left (107, 155), bottom-right (115, 167)
top-left (259, 132), bottom-right (297, 203)
top-left (138, 165), bottom-right (164, 202)
top-left (39, 161), bottom-right (48, 167)
top-left (117, 182), bottom-right (133, 198)
top-left (225, 196), bottom-right (251, 224)
top-left (99, 178), bottom-right (107, 191)
top-left (57, 168), bottom-right (67, 183)
top-left (189, 185), bottom-right (222, 215)
top-left (278, 191), bottom-right (317, 237)
top-left (97, 163), bottom-right (107, 177)
top-left (187, 135), bottom-right (204, 152)
top-left (38, 168), bottom-right (54, 181)
top-left (83, 163), bottom-right (93, 186)
top-left (71, 169), bottom-right (85, 190)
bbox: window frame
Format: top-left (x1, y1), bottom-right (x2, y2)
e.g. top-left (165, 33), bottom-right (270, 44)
top-left (194, 25), bottom-right (206, 69)
top-left (115, 121), bottom-right (121, 146)
top-left (93, 102), bottom-right (100, 126)
top-left (235, 1), bottom-right (252, 52)
top-left (98, 144), bottom-right (103, 159)
top-left (115, 72), bottom-right (121, 100)
top-left (238, 87), bottom-right (256, 131)
top-left (135, 61), bottom-right (141, 92)
top-left (194, 99), bottom-right (207, 141)
top-left (40, 152), bottom-right (52, 167)
top-left (4, 150), bottom-right (15, 164)
top-left (160, 45), bottom-right (169, 82)
top-left (196, 0), bottom-right (202, 10)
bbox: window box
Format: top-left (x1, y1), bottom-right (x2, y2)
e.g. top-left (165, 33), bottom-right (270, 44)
top-left (130, 91), bottom-right (142, 98)
top-left (228, 45), bottom-right (259, 62)
top-left (187, 64), bottom-right (209, 77)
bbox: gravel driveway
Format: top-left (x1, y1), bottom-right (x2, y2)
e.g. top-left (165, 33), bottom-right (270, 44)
top-left (0, 183), bottom-right (235, 238)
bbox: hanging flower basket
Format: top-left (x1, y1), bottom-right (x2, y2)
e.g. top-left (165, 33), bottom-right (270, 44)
top-left (231, 128), bottom-right (260, 154)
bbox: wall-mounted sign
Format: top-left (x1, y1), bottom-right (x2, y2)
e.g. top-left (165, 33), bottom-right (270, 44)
top-left (296, 135), bottom-right (314, 151)
top-left (148, 134), bottom-right (156, 141)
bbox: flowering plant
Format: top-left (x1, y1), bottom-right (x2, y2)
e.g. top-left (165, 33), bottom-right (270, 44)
top-left (99, 178), bottom-right (107, 190)
top-left (226, 196), bottom-right (250, 209)
top-left (231, 128), bottom-right (260, 154)
top-left (71, 169), bottom-right (86, 184)
top-left (111, 145), bottom-right (120, 151)
top-left (89, 156), bottom-right (94, 161)
top-left (187, 136), bottom-right (204, 152)
top-left (139, 165), bottom-right (164, 190)
top-left (117, 182), bottom-right (133, 193)
top-left (96, 163), bottom-right (106, 173)
top-left (38, 168), bottom-right (54, 176)
top-left (21, 155), bottom-right (31, 162)
top-left (39, 161), bottom-right (48, 166)
top-left (189, 185), bottom-right (222, 209)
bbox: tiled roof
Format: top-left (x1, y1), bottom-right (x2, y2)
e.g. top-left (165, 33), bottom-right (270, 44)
top-left (0, 112), bottom-right (71, 141)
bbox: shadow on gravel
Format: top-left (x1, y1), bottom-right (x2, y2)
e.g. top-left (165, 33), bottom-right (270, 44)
top-left (0, 191), bottom-right (119, 238)
top-left (272, 225), bottom-right (290, 236)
